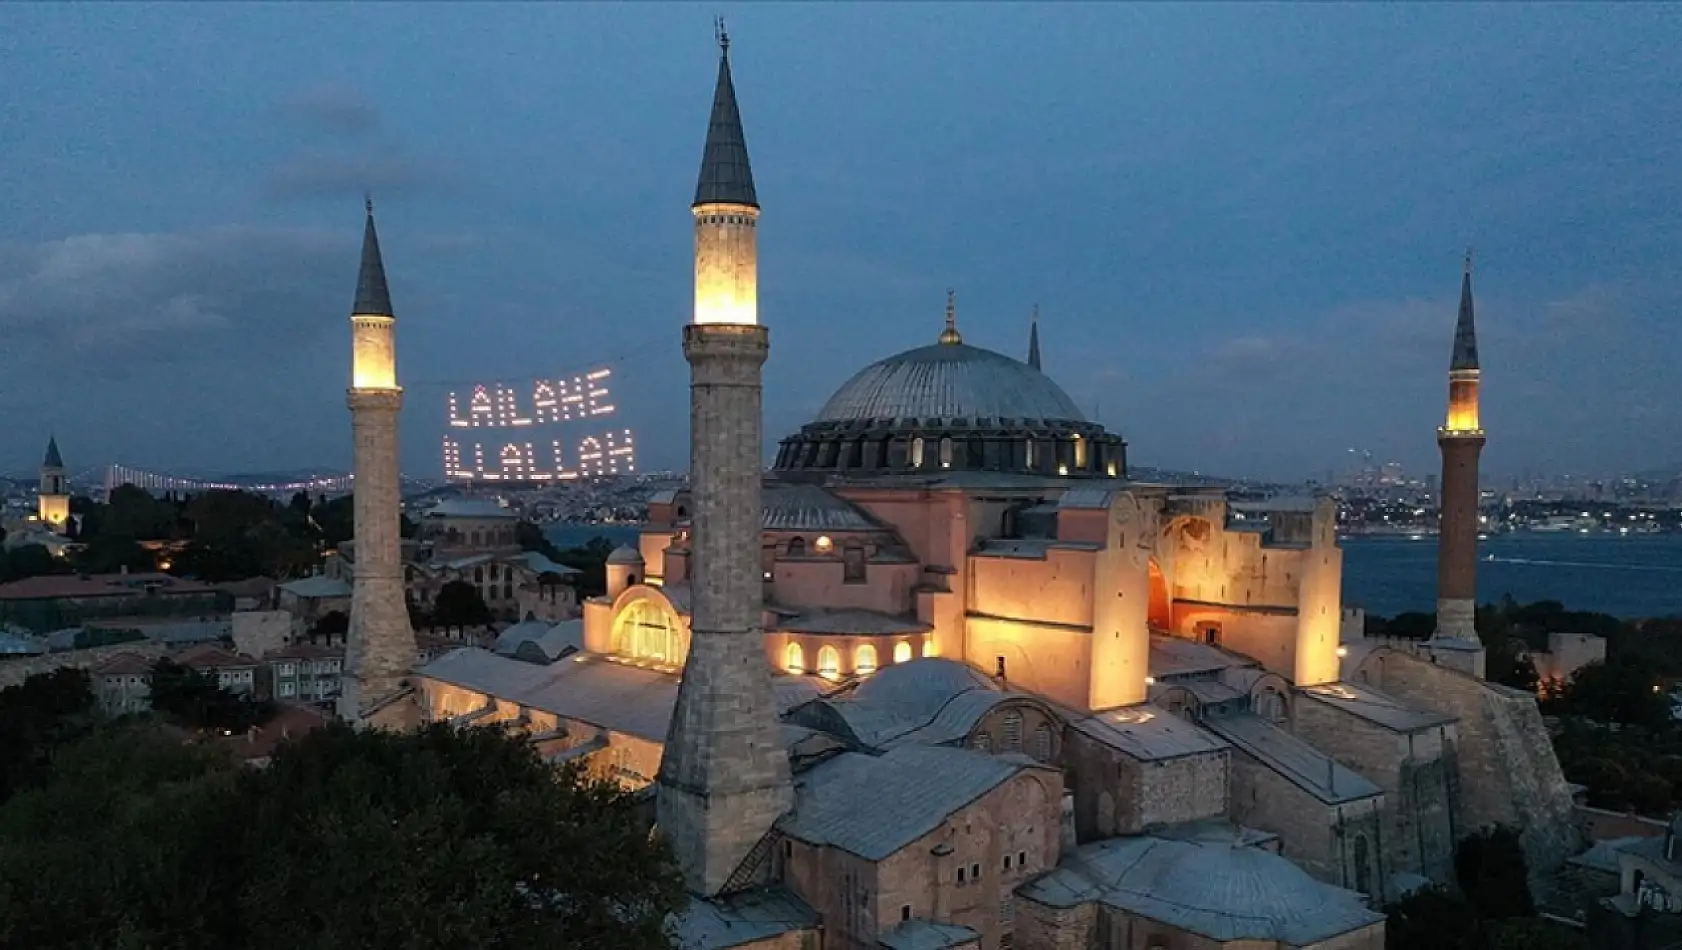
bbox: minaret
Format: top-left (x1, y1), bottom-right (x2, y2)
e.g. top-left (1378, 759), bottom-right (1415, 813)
top-left (1434, 250), bottom-right (1485, 641)
top-left (656, 25), bottom-right (792, 897)
top-left (339, 198), bottom-right (418, 723)
top-left (37, 437), bottom-right (69, 532)
top-left (1027, 304), bottom-right (1042, 370)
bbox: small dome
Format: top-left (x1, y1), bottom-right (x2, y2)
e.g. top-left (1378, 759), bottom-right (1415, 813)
top-left (1148, 845), bottom-right (1347, 927)
top-left (606, 545), bottom-right (644, 565)
top-left (814, 342), bottom-right (1086, 426)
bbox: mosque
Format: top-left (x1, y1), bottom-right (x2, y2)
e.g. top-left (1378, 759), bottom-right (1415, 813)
top-left (335, 29), bottom-right (1581, 950)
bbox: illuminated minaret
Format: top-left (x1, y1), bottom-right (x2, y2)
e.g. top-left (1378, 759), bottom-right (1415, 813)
top-left (339, 199), bottom-right (418, 723)
top-left (37, 437), bottom-right (69, 532)
top-left (1434, 250), bottom-right (1484, 641)
top-left (656, 25), bottom-right (792, 897)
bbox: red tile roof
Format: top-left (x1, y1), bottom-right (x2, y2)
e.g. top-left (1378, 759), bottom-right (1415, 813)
top-left (174, 643), bottom-right (257, 669)
top-left (91, 652), bottom-right (155, 676)
top-left (0, 573), bottom-right (218, 601)
top-left (262, 642), bottom-right (345, 662)
top-left (217, 703), bottom-right (328, 764)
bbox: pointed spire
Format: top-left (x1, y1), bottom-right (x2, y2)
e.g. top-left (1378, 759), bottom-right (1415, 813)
top-left (939, 288), bottom-right (963, 345)
top-left (42, 436), bottom-right (63, 470)
top-left (1028, 303), bottom-right (1042, 370)
top-left (353, 196), bottom-right (394, 318)
top-left (693, 20), bottom-right (758, 209)
top-left (1451, 247), bottom-right (1478, 371)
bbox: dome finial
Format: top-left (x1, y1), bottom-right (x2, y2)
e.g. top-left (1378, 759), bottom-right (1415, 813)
top-left (939, 287), bottom-right (962, 345)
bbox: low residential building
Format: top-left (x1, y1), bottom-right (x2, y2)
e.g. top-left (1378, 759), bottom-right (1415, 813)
top-left (0, 572), bottom-right (229, 633)
top-left (262, 642), bottom-right (344, 705)
top-left (90, 651), bottom-right (155, 714)
top-left (214, 703), bottom-right (329, 768)
top-left (175, 643), bottom-right (259, 694)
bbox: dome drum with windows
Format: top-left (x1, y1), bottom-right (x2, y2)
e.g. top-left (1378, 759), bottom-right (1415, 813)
top-left (775, 295), bottom-right (1125, 479)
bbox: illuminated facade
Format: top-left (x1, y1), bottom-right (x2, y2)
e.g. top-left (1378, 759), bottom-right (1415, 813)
top-left (340, 200), bottom-right (420, 726)
top-left (1435, 251), bottom-right (1485, 643)
top-left (37, 437), bottom-right (69, 532)
top-left (442, 369), bottom-right (636, 481)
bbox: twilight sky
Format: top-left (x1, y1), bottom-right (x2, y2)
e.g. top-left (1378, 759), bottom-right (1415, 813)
top-left (1, 3), bottom-right (1677, 482)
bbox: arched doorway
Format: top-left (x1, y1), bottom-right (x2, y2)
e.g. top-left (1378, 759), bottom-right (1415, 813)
top-left (1147, 558), bottom-right (1171, 630)
top-left (611, 596), bottom-right (687, 664)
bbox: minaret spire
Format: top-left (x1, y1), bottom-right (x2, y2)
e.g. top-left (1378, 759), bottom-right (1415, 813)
top-left (939, 288), bottom-right (962, 345)
top-left (354, 196), bottom-right (394, 318)
top-left (693, 21), bottom-right (757, 209)
top-left (1028, 303), bottom-right (1042, 370)
top-left (1451, 247), bottom-right (1478, 372)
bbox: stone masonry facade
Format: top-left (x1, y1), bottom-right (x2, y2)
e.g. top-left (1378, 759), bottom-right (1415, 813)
top-left (341, 389), bottom-right (417, 721)
top-left (657, 324), bottom-right (793, 896)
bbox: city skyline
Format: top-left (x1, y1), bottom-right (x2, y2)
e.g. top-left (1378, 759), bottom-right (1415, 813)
top-left (2, 4), bottom-right (1678, 481)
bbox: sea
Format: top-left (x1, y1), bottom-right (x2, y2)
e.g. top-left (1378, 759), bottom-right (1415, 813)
top-left (547, 525), bottom-right (1682, 621)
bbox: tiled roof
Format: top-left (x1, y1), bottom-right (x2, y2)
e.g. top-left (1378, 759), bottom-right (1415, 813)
top-left (416, 648), bottom-right (679, 742)
top-left (779, 746), bottom-right (1042, 860)
top-left (671, 889), bottom-right (816, 950)
top-left (878, 919), bottom-right (981, 950)
top-left (278, 576), bottom-right (352, 599)
top-left (91, 652), bottom-right (155, 676)
top-left (176, 643), bottom-right (257, 669)
top-left (1070, 705), bottom-right (1229, 762)
top-left (220, 703), bottom-right (328, 764)
top-left (0, 573), bottom-right (216, 601)
top-left (762, 483), bottom-right (880, 532)
top-left (263, 642), bottom-right (344, 662)
top-left (1204, 713), bottom-right (1381, 805)
top-left (1299, 681), bottom-right (1457, 733)
top-left (1149, 636), bottom-right (1254, 679)
top-left (1019, 836), bottom-right (1383, 944)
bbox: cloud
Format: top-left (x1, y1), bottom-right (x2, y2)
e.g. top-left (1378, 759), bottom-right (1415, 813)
top-left (0, 226), bottom-right (348, 360)
top-left (263, 84), bottom-right (459, 202)
top-left (276, 84), bottom-right (383, 138)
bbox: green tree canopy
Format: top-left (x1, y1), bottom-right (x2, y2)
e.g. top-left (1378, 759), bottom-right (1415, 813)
top-left (0, 720), bottom-right (685, 950)
top-left (1558, 659), bottom-right (1671, 730)
top-left (434, 579), bottom-right (492, 631)
top-left (1455, 826), bottom-right (1535, 920)
top-left (148, 659), bottom-right (271, 734)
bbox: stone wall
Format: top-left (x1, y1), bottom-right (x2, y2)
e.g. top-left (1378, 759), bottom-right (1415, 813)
top-left (1225, 748), bottom-right (1385, 894)
top-left (232, 610), bottom-right (292, 659)
top-left (1014, 896), bottom-right (1094, 950)
top-left (1374, 649), bottom-right (1581, 881)
top-left (1063, 726), bottom-right (1228, 840)
top-left (1294, 696), bottom-right (1458, 887)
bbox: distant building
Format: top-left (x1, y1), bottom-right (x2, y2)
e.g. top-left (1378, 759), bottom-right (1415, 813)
top-left (261, 641), bottom-right (344, 704)
top-left (90, 652), bottom-right (154, 715)
top-left (36, 436), bottom-right (70, 534)
top-left (0, 571), bottom-right (228, 633)
top-left (1531, 632), bottom-right (1608, 697)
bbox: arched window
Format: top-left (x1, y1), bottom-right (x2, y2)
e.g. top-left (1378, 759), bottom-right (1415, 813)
top-left (893, 641), bottom-right (913, 664)
top-left (1032, 723), bottom-right (1054, 762)
top-left (1025, 438), bottom-right (1036, 470)
top-left (814, 535), bottom-right (834, 554)
top-left (910, 437), bottom-right (925, 468)
top-left (971, 731), bottom-right (993, 753)
top-left (611, 598), bottom-right (687, 665)
top-left (787, 537), bottom-right (806, 557)
top-left (785, 642), bottom-right (805, 673)
top-left (922, 640), bottom-right (939, 658)
top-left (817, 646), bottom-right (840, 678)
top-left (939, 437), bottom-right (953, 469)
top-left (856, 644), bottom-right (878, 674)
top-left (1073, 434), bottom-right (1087, 470)
top-left (1002, 710), bottom-right (1024, 753)
top-left (503, 582), bottom-right (513, 601)
top-left (474, 567), bottom-right (484, 584)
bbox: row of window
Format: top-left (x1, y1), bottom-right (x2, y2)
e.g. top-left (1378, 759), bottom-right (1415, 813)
top-left (784, 640), bottom-right (925, 677)
top-left (699, 213), bottom-right (755, 227)
top-left (779, 535), bottom-right (868, 583)
top-left (779, 431), bottom-right (1121, 477)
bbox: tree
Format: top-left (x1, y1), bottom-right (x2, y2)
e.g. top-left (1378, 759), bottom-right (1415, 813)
top-left (1482, 919), bottom-right (1588, 950)
top-left (0, 543), bottom-right (70, 582)
top-left (310, 610), bottom-right (349, 638)
top-left (0, 668), bottom-right (96, 803)
top-left (1455, 826), bottom-right (1534, 921)
top-left (1384, 885), bottom-right (1479, 950)
top-left (1559, 660), bottom-right (1671, 730)
top-left (0, 720), bottom-right (685, 950)
top-left (73, 532), bottom-right (157, 575)
top-left (434, 579), bottom-right (491, 632)
top-left (148, 659), bottom-right (271, 734)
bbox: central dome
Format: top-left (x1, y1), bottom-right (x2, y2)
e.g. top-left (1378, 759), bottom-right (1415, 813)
top-left (815, 342), bottom-right (1087, 425)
